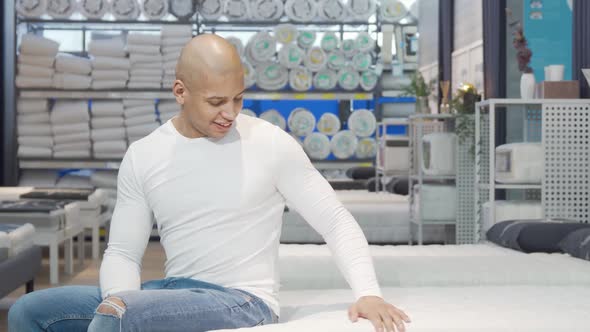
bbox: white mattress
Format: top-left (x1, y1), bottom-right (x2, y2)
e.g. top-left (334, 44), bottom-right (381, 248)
top-left (215, 286), bottom-right (590, 332)
top-left (282, 190), bottom-right (445, 244)
top-left (277, 243), bottom-right (590, 290)
top-left (0, 223), bottom-right (35, 261)
top-left (0, 201), bottom-right (80, 231)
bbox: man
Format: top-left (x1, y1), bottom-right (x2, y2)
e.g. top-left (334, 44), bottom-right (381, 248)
top-left (8, 34), bottom-right (410, 332)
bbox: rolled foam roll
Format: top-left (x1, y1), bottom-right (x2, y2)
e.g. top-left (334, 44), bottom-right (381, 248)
top-left (111, 0), bottom-right (141, 19)
top-left (327, 51), bottom-right (346, 71)
top-left (251, 0), bottom-right (283, 21)
top-left (168, 0), bottom-right (196, 21)
top-left (318, 0), bottom-right (346, 21)
top-left (16, 0), bottom-right (47, 18)
top-left (246, 32), bottom-right (276, 65)
top-left (128, 33), bottom-right (162, 45)
top-left (255, 62), bottom-right (288, 91)
top-left (18, 64), bottom-right (55, 78)
top-left (142, 0), bottom-right (169, 20)
top-left (161, 25), bottom-right (193, 38)
top-left (18, 99), bottom-right (49, 114)
top-left (360, 70), bottom-right (378, 91)
top-left (242, 60), bottom-right (256, 89)
top-left (88, 38), bottom-right (127, 58)
top-left (347, 0), bottom-right (376, 21)
top-left (226, 37), bottom-right (244, 57)
top-left (341, 39), bottom-right (357, 58)
top-left (331, 130), bottom-right (358, 159)
top-left (297, 31), bottom-right (316, 50)
top-left (47, 0), bottom-right (77, 19)
top-left (303, 133), bottom-right (331, 160)
top-left (352, 52), bottom-right (372, 72)
top-left (274, 24), bottom-right (298, 45)
top-left (78, 0), bottom-right (110, 19)
top-left (278, 44), bottom-right (304, 69)
top-left (289, 66), bottom-right (312, 92)
top-left (355, 32), bottom-right (375, 53)
top-left (320, 32), bottom-right (340, 53)
top-left (313, 69), bottom-right (338, 90)
top-left (92, 70), bottom-right (129, 81)
top-left (284, 0), bottom-right (317, 22)
top-left (355, 137), bottom-right (377, 159)
top-left (304, 47), bottom-right (327, 72)
top-left (380, 0), bottom-right (408, 23)
top-left (91, 80), bottom-right (128, 90)
top-left (16, 76), bottom-right (54, 88)
top-left (199, 0), bottom-right (223, 20)
top-left (337, 67), bottom-right (360, 91)
top-left (259, 109), bottom-right (286, 130)
top-left (92, 56), bottom-right (131, 70)
top-left (223, 0), bottom-right (250, 20)
top-left (92, 100), bottom-right (124, 117)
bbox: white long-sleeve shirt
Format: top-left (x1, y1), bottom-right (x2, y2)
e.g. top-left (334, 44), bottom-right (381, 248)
top-left (100, 114), bottom-right (381, 315)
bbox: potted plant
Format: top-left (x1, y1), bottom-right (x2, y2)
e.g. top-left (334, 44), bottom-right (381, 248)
top-left (507, 9), bottom-right (534, 98)
top-left (401, 72), bottom-right (431, 114)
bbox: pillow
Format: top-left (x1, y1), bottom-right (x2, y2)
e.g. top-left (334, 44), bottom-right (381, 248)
top-left (345, 166), bottom-right (376, 180)
top-left (389, 177), bottom-right (409, 196)
top-left (487, 219), bottom-right (590, 253)
top-left (559, 228), bottom-right (590, 260)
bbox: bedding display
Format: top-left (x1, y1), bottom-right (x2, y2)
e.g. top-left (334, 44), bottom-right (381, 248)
top-left (495, 142), bottom-right (543, 184)
top-left (0, 199), bottom-right (80, 231)
top-left (0, 223), bottom-right (36, 262)
top-left (217, 286), bottom-right (590, 332)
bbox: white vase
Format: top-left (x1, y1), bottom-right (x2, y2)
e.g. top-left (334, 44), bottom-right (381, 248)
top-left (520, 73), bottom-right (535, 99)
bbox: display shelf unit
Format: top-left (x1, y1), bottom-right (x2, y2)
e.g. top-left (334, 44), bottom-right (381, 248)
top-left (475, 99), bottom-right (590, 241)
top-left (375, 118), bottom-right (409, 186)
top-left (408, 113), bottom-right (456, 245)
top-left (19, 89), bottom-right (375, 101)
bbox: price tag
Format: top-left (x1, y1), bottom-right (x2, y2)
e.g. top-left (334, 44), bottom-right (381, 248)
top-left (294, 93), bottom-right (306, 100)
top-left (322, 93), bottom-right (336, 99)
top-left (354, 93), bottom-right (369, 100)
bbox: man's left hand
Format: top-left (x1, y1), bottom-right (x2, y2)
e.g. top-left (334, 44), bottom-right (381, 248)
top-left (348, 296), bottom-right (411, 332)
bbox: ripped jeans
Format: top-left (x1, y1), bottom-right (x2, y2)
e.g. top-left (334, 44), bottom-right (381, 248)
top-left (8, 277), bottom-right (277, 332)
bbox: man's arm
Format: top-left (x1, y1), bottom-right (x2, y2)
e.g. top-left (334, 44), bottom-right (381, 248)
top-left (272, 129), bottom-right (410, 332)
top-left (99, 146), bottom-right (153, 299)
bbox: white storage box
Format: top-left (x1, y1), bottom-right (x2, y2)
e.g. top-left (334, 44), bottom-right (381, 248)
top-left (495, 143), bottom-right (543, 184)
top-left (379, 136), bottom-right (410, 172)
top-left (422, 132), bottom-right (456, 176)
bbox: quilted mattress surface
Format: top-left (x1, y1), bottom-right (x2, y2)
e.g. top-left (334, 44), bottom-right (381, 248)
top-left (278, 243), bottom-right (590, 290)
top-left (214, 286), bottom-right (590, 332)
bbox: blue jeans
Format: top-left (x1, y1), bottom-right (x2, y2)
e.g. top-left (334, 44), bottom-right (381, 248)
top-left (8, 277), bottom-right (277, 332)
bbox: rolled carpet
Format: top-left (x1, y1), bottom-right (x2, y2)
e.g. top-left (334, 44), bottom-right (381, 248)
top-left (111, 0), bottom-right (141, 20)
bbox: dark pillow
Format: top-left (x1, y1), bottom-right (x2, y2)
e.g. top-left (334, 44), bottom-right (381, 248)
top-left (328, 179), bottom-right (367, 190)
top-left (390, 177), bottom-right (409, 195)
top-left (559, 228), bottom-right (590, 260)
top-left (487, 219), bottom-right (590, 253)
top-left (345, 167), bottom-right (376, 180)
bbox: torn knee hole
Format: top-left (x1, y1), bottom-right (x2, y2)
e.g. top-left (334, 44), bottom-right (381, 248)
top-left (97, 297), bottom-right (126, 318)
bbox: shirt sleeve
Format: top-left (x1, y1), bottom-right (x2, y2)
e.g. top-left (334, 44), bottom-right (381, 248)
top-left (272, 129), bottom-right (382, 300)
top-left (99, 145), bottom-right (153, 299)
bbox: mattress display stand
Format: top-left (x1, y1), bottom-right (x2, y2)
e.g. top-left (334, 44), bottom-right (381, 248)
top-left (82, 211), bottom-right (112, 259)
top-left (408, 114), bottom-right (456, 245)
top-left (34, 223), bottom-right (85, 284)
top-left (475, 99), bottom-right (590, 241)
top-left (375, 118), bottom-right (410, 192)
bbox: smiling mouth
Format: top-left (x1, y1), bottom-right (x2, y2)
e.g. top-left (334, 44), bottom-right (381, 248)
top-left (214, 122), bottom-right (232, 128)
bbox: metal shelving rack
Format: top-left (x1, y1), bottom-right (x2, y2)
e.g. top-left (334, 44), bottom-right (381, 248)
top-left (408, 113), bottom-right (456, 245)
top-left (374, 117), bottom-right (408, 191)
top-left (475, 99), bottom-right (590, 241)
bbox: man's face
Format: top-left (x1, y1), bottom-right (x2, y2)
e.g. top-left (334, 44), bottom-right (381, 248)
top-left (180, 68), bottom-right (245, 139)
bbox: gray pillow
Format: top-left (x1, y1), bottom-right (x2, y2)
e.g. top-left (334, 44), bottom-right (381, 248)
top-left (559, 228), bottom-right (590, 261)
top-left (487, 219), bottom-right (590, 253)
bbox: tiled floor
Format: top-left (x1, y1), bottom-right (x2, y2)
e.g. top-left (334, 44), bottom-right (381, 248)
top-left (0, 241), bottom-right (166, 332)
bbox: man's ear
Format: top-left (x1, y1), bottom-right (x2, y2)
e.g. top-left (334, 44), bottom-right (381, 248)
top-left (173, 80), bottom-right (186, 105)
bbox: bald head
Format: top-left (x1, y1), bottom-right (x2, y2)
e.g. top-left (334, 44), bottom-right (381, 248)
top-left (176, 34), bottom-right (243, 90)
